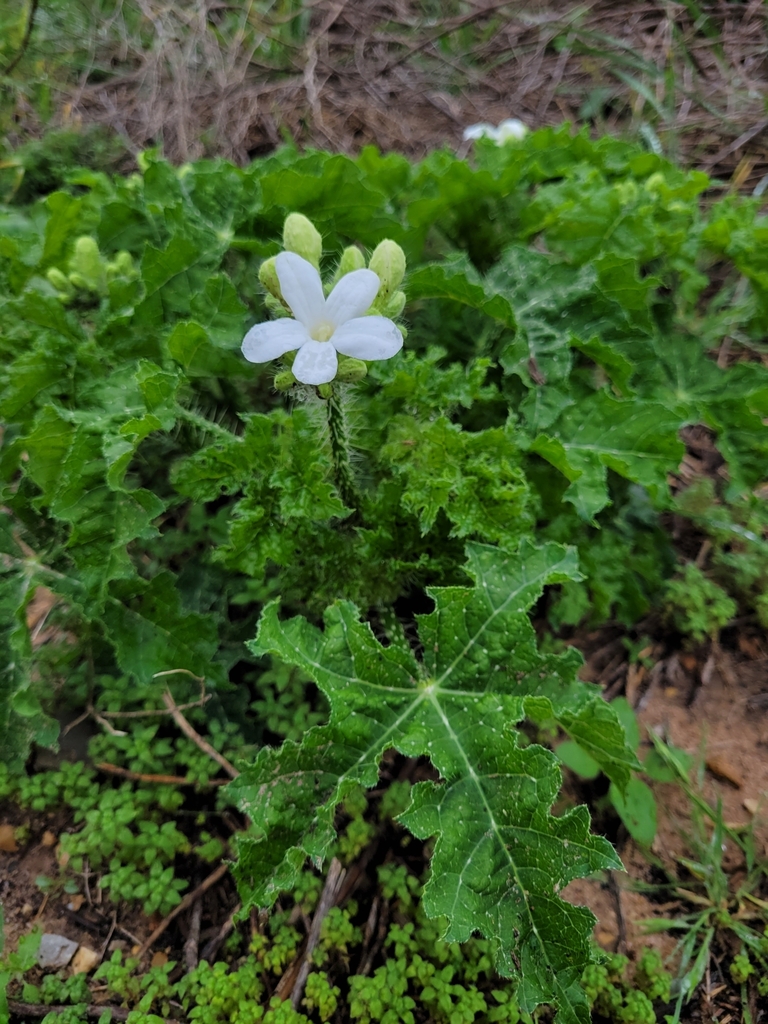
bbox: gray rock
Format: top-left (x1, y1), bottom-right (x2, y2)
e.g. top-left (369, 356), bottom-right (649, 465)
top-left (37, 933), bottom-right (79, 969)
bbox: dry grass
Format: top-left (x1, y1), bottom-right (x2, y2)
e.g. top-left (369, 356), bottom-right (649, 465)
top-left (6, 0), bottom-right (768, 180)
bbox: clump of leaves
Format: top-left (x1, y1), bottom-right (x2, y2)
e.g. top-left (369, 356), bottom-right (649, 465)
top-left (664, 562), bottom-right (737, 643)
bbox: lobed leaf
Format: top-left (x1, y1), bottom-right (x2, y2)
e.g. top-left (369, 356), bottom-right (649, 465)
top-left (231, 539), bottom-right (636, 1024)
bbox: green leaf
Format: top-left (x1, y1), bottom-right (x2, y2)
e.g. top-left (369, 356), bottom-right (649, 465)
top-left (407, 257), bottom-right (518, 331)
top-left (528, 393), bottom-right (684, 521)
top-left (102, 572), bottom-right (226, 686)
top-left (24, 405), bottom-right (164, 604)
top-left (569, 334), bottom-right (634, 395)
top-left (555, 741), bottom-right (600, 780)
top-left (231, 539), bottom-right (635, 1024)
top-left (0, 521), bottom-right (58, 770)
top-left (382, 415), bottom-right (532, 544)
top-left (166, 320), bottom-right (241, 377)
top-left (609, 777), bottom-right (657, 847)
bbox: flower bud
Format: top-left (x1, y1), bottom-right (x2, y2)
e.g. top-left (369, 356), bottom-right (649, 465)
top-left (259, 256), bottom-right (283, 300)
top-left (265, 294), bottom-right (289, 318)
top-left (336, 356), bottom-right (368, 383)
top-left (338, 245), bottom-right (366, 276)
top-left (368, 239), bottom-right (406, 300)
top-left (47, 267), bottom-right (72, 294)
top-left (326, 246), bottom-right (367, 294)
top-left (283, 212), bottom-right (323, 268)
top-left (274, 370), bottom-right (296, 391)
top-left (70, 236), bottom-right (106, 294)
top-left (106, 250), bottom-right (136, 282)
top-left (317, 383), bottom-right (333, 399)
top-left (68, 272), bottom-right (89, 291)
top-left (381, 290), bottom-right (406, 318)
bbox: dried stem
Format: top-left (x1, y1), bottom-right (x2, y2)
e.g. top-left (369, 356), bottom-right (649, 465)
top-left (162, 690), bottom-right (239, 780)
top-left (289, 858), bottom-right (346, 1009)
top-left (138, 862), bottom-right (229, 958)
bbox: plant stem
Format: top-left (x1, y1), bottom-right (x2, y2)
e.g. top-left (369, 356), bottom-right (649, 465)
top-left (326, 386), bottom-right (359, 510)
top-left (176, 406), bottom-right (241, 443)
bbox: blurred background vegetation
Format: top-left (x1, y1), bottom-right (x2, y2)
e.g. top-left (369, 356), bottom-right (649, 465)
top-left (1, 0), bottom-right (767, 185)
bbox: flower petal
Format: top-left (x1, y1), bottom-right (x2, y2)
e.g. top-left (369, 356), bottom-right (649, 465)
top-left (325, 269), bottom-right (380, 327)
top-left (462, 123), bottom-right (498, 141)
top-left (496, 118), bottom-right (527, 142)
top-left (275, 252), bottom-right (326, 329)
top-left (292, 340), bottom-right (338, 385)
top-left (331, 316), bottom-right (403, 361)
top-left (242, 318), bottom-right (309, 363)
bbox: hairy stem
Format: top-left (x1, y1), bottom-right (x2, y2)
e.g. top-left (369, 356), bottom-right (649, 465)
top-left (176, 406), bottom-right (241, 443)
top-left (326, 387), bottom-right (359, 510)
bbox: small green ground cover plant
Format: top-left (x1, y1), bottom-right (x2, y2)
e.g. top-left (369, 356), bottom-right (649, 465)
top-left (0, 815), bottom-right (678, 1024)
top-left (3, 124), bottom-right (768, 1022)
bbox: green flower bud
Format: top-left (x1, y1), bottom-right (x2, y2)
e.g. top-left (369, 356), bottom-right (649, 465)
top-left (280, 349), bottom-right (296, 368)
top-left (259, 256), bottom-right (283, 300)
top-left (265, 293), bottom-right (289, 318)
top-left (70, 236), bottom-right (106, 293)
top-left (46, 267), bottom-right (72, 294)
top-left (335, 356), bottom-right (368, 383)
top-left (368, 239), bottom-right (406, 300)
top-left (68, 272), bottom-right (89, 291)
top-left (114, 251), bottom-right (135, 276)
top-left (326, 246), bottom-right (367, 294)
top-left (274, 370), bottom-right (297, 391)
top-left (338, 245), bottom-right (366, 276)
top-left (317, 383), bottom-right (333, 399)
top-left (283, 213), bottom-right (323, 268)
top-left (382, 290), bottom-right (406, 318)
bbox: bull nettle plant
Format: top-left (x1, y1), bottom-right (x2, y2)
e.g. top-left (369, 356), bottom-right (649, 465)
top-left (232, 539), bottom-right (637, 1024)
top-left (4, 126), bottom-right (768, 1022)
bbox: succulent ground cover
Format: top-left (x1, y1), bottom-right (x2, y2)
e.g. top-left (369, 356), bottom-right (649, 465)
top-left (1, 80), bottom-right (768, 1024)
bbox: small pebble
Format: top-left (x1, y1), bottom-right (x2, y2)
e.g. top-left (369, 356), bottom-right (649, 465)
top-left (37, 934), bottom-right (79, 970)
top-left (0, 825), bottom-right (18, 853)
top-left (71, 945), bottom-right (101, 975)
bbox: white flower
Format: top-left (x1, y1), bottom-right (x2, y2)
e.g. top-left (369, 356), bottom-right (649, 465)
top-left (242, 252), bottom-right (403, 385)
top-left (462, 118), bottom-right (528, 144)
top-left (495, 118), bottom-right (528, 142)
top-left (462, 122), bottom-right (499, 142)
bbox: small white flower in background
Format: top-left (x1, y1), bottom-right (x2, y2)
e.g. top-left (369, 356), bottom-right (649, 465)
top-left (462, 118), bottom-right (528, 144)
top-left (495, 118), bottom-right (528, 142)
top-left (462, 122), bottom-right (498, 141)
top-left (242, 251), bottom-right (403, 386)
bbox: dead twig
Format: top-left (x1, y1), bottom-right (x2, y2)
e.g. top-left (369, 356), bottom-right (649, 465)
top-left (162, 690), bottom-right (239, 780)
top-left (200, 903), bottom-right (241, 964)
top-left (6, 1002), bottom-right (169, 1023)
top-left (184, 897), bottom-right (203, 972)
top-left (606, 871), bottom-right (627, 954)
top-left (701, 117), bottom-right (768, 170)
top-left (289, 858), bottom-right (346, 1010)
top-left (138, 862), bottom-right (230, 958)
top-left (95, 762), bottom-right (228, 786)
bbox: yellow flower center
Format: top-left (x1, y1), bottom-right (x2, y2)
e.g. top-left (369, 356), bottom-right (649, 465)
top-left (311, 322), bottom-right (334, 342)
